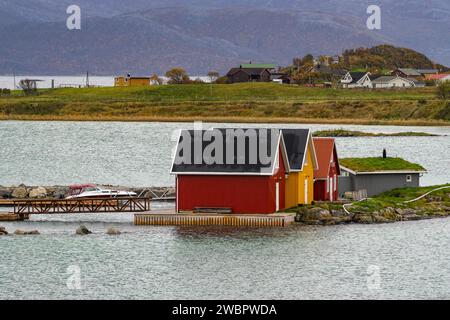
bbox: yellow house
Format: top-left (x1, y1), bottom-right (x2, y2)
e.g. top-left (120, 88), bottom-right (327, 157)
top-left (115, 76), bottom-right (150, 87)
top-left (282, 129), bottom-right (318, 207)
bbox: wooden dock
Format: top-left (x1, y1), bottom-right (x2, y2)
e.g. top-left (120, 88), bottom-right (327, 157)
top-left (134, 211), bottom-right (295, 227)
top-left (0, 212), bottom-right (30, 221)
top-left (0, 198), bottom-right (150, 221)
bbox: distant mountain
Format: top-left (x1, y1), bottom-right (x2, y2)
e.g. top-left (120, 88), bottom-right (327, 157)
top-left (0, 1), bottom-right (449, 75)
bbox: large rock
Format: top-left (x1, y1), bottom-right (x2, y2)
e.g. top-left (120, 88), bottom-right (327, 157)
top-left (29, 186), bottom-right (47, 199)
top-left (0, 189), bottom-right (12, 199)
top-left (12, 186), bottom-right (28, 198)
top-left (76, 225), bottom-right (92, 235)
top-left (352, 214), bottom-right (374, 224)
top-left (379, 207), bottom-right (400, 221)
top-left (0, 226), bottom-right (8, 235)
top-left (52, 188), bottom-right (68, 199)
top-left (14, 229), bottom-right (40, 235)
top-left (295, 207), bottom-right (334, 225)
top-left (106, 227), bottom-right (121, 235)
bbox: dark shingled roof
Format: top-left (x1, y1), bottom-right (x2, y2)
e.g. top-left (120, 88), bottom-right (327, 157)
top-left (227, 68), bottom-right (270, 77)
top-left (281, 129), bottom-right (310, 171)
top-left (171, 128), bottom-right (281, 174)
top-left (348, 72), bottom-right (368, 84)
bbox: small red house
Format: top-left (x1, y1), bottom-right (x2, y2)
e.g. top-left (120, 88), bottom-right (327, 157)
top-left (312, 137), bottom-right (340, 202)
top-left (171, 128), bottom-right (289, 214)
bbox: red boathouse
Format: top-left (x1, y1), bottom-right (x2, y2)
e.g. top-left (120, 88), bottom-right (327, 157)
top-left (171, 128), bottom-right (289, 214)
top-left (312, 137), bottom-right (340, 202)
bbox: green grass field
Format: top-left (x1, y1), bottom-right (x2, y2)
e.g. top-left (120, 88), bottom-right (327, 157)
top-left (0, 83), bottom-right (448, 125)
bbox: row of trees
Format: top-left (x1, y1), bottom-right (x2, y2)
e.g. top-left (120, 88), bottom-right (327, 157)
top-left (287, 54), bottom-right (343, 85)
top-left (149, 68), bottom-right (221, 85)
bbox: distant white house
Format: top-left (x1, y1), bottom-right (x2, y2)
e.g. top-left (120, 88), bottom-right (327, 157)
top-left (340, 72), bottom-right (372, 88)
top-left (371, 76), bottom-right (415, 89)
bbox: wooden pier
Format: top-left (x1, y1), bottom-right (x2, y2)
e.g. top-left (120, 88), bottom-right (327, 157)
top-left (134, 211), bottom-right (295, 227)
top-left (0, 197), bottom-right (150, 220)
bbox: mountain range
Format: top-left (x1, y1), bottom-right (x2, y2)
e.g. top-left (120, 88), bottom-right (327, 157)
top-left (1, 0), bottom-right (449, 75)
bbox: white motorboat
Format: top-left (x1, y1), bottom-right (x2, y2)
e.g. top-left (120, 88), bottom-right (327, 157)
top-left (65, 184), bottom-right (137, 199)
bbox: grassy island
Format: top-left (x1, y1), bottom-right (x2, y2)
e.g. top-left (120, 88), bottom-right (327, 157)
top-left (0, 83), bottom-right (449, 125)
top-left (312, 129), bottom-right (438, 137)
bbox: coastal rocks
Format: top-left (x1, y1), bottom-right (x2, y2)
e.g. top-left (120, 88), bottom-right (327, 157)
top-left (0, 189), bottom-right (12, 199)
top-left (106, 227), bottom-right (121, 235)
top-left (12, 185), bottom-right (28, 199)
top-left (295, 207), bottom-right (350, 225)
top-left (76, 225), bottom-right (92, 235)
top-left (0, 226), bottom-right (8, 235)
top-left (29, 186), bottom-right (47, 199)
top-left (14, 229), bottom-right (40, 235)
top-left (352, 214), bottom-right (375, 224)
top-left (52, 189), bottom-right (68, 199)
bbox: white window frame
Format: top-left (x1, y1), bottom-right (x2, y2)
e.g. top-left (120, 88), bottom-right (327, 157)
top-left (406, 175), bottom-right (412, 182)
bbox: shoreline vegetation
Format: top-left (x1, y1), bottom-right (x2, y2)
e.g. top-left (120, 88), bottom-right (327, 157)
top-left (312, 129), bottom-right (439, 137)
top-left (0, 84), bottom-right (449, 126)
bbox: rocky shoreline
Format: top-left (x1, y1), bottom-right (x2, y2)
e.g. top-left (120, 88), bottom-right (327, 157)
top-left (0, 184), bottom-right (175, 200)
top-left (293, 198), bottom-right (450, 225)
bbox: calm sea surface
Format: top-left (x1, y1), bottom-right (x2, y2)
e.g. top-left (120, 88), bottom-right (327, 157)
top-left (0, 215), bottom-right (449, 299)
top-left (0, 121), bottom-right (449, 299)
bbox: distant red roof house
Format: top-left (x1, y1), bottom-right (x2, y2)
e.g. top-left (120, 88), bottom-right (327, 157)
top-left (425, 74), bottom-right (450, 81)
top-left (312, 138), bottom-right (340, 202)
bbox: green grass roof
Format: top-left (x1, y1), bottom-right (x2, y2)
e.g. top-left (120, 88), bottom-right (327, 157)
top-left (340, 157), bottom-right (426, 172)
top-left (240, 63), bottom-right (276, 69)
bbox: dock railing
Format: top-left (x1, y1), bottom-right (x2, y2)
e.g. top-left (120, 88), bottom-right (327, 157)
top-left (12, 197), bottom-right (151, 215)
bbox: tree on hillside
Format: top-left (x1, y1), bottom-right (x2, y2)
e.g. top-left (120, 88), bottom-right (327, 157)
top-left (302, 54), bottom-right (314, 65)
top-left (437, 81), bottom-right (450, 100)
top-left (165, 68), bottom-right (190, 84)
top-left (207, 71), bottom-right (219, 83)
top-left (150, 74), bottom-right (163, 85)
top-left (19, 79), bottom-right (39, 95)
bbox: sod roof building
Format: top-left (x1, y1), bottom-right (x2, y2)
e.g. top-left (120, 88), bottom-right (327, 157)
top-left (338, 157), bottom-right (426, 198)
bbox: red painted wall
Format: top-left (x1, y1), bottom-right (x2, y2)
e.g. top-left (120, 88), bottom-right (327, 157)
top-left (313, 149), bottom-right (339, 202)
top-left (176, 147), bottom-right (286, 214)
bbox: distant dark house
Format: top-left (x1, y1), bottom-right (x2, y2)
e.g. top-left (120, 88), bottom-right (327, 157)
top-left (338, 157), bottom-right (426, 198)
top-left (226, 63), bottom-right (285, 83)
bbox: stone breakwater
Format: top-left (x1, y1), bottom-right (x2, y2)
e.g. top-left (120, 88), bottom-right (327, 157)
top-left (0, 184), bottom-right (175, 200)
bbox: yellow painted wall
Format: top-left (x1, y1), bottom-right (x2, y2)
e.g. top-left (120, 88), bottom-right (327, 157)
top-left (128, 78), bottom-right (150, 86)
top-left (284, 145), bottom-right (315, 206)
top-left (285, 172), bottom-right (299, 209)
top-left (115, 77), bottom-right (126, 87)
top-left (115, 77), bottom-right (150, 87)
top-left (297, 147), bottom-right (314, 204)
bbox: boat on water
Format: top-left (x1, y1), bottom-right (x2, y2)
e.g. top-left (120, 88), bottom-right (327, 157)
top-left (65, 184), bottom-right (137, 199)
